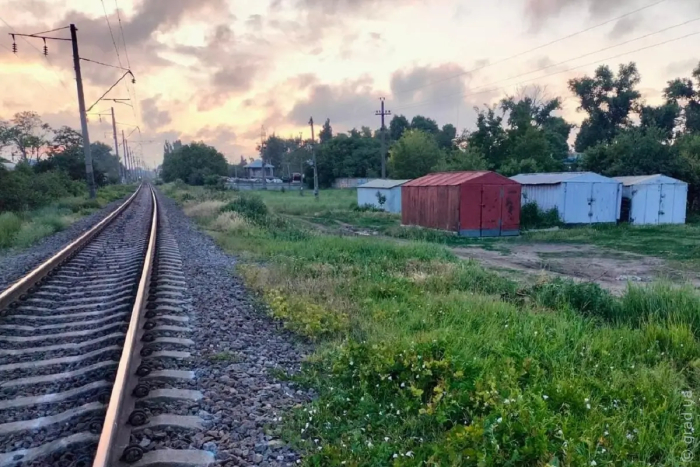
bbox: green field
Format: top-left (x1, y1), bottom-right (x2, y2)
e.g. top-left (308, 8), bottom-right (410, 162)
top-left (165, 183), bottom-right (700, 466)
top-left (0, 184), bottom-right (135, 250)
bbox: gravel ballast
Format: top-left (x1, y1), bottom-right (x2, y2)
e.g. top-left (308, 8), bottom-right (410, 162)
top-left (156, 191), bottom-right (310, 467)
top-left (0, 195), bottom-right (133, 293)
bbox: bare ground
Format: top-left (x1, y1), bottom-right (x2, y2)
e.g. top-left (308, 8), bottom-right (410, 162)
top-left (453, 243), bottom-right (700, 294)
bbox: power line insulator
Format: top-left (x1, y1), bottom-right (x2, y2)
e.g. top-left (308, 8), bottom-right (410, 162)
top-left (43, 38), bottom-right (48, 56)
top-left (11, 34), bottom-right (17, 54)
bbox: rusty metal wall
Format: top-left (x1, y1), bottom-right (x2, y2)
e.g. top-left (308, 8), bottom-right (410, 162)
top-left (402, 185), bottom-right (460, 231)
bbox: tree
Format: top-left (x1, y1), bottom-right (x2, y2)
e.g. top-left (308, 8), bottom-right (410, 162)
top-left (569, 62), bottom-right (642, 152)
top-left (389, 115), bottom-right (410, 141)
top-left (308, 131), bottom-right (381, 188)
top-left (466, 105), bottom-right (507, 169)
top-left (433, 146), bottom-right (487, 172)
top-left (319, 118), bottom-right (333, 143)
top-left (664, 62), bottom-right (700, 135)
top-left (436, 124), bottom-right (457, 150)
top-left (410, 115), bottom-right (440, 135)
top-left (0, 111), bottom-right (51, 161)
top-left (261, 134), bottom-right (288, 170)
top-left (582, 126), bottom-right (680, 177)
top-left (389, 130), bottom-right (441, 179)
top-left (161, 142), bottom-right (228, 185)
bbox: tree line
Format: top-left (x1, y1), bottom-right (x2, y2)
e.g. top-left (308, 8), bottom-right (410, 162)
top-left (0, 112), bottom-right (124, 212)
top-left (159, 60), bottom-right (700, 210)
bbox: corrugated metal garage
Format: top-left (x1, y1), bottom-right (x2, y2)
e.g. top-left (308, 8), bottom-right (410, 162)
top-left (511, 172), bottom-right (622, 224)
top-left (614, 174), bottom-right (688, 225)
top-left (402, 171), bottom-right (521, 237)
top-left (357, 179), bottom-right (410, 213)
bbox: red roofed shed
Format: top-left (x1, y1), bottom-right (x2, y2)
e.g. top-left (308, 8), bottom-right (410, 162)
top-left (401, 171), bottom-right (521, 237)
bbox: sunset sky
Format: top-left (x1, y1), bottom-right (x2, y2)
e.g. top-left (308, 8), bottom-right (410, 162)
top-left (0, 0), bottom-right (699, 168)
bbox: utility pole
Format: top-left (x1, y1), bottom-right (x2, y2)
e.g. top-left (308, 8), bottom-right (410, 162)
top-left (298, 132), bottom-right (304, 196)
top-left (70, 24), bottom-right (96, 198)
top-left (110, 107), bottom-right (123, 184)
top-left (309, 117), bottom-right (319, 198)
top-left (122, 130), bottom-right (130, 183)
top-left (375, 97), bottom-right (391, 179)
top-left (260, 126), bottom-right (267, 191)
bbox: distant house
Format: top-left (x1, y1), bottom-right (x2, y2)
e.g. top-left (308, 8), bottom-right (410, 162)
top-left (1, 161), bottom-right (16, 171)
top-left (357, 179), bottom-right (410, 213)
top-left (245, 159), bottom-right (274, 179)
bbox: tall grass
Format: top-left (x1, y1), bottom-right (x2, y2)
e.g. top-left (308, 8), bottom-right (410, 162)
top-left (172, 186), bottom-right (700, 466)
top-left (0, 212), bottom-right (22, 248)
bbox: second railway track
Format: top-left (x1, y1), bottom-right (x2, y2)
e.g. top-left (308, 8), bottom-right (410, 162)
top-left (0, 186), bottom-right (211, 467)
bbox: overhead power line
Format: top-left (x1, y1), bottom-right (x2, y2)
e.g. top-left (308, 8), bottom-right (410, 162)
top-left (391, 0), bottom-right (669, 97)
top-left (391, 30), bottom-right (700, 114)
top-left (101, 0), bottom-right (123, 68)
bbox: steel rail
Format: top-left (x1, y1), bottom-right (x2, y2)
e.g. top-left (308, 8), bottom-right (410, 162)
top-left (92, 185), bottom-right (158, 467)
top-left (0, 185), bottom-right (143, 312)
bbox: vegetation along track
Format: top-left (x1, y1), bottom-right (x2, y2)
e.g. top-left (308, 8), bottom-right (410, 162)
top-left (0, 185), bottom-right (212, 467)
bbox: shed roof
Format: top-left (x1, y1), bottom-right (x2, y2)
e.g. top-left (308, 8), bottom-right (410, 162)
top-left (245, 159), bottom-right (274, 168)
top-left (614, 174), bottom-right (687, 186)
top-left (510, 172), bottom-right (618, 185)
top-left (404, 171), bottom-right (513, 187)
top-left (358, 179), bottom-right (410, 189)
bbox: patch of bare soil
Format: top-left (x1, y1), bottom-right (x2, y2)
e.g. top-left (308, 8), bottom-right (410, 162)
top-left (453, 243), bottom-right (700, 294)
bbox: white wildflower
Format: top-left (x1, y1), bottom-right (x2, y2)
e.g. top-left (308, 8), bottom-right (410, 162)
top-left (542, 395), bottom-right (549, 400)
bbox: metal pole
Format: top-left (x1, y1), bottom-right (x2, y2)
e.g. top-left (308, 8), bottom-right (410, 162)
top-left (110, 107), bottom-right (123, 183)
top-left (376, 97), bottom-right (391, 179)
top-left (299, 132), bottom-right (304, 196)
top-left (261, 127), bottom-right (267, 191)
top-left (309, 117), bottom-right (318, 198)
top-left (70, 24), bottom-right (96, 198)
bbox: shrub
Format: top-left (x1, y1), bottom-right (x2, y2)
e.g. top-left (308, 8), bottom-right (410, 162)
top-left (520, 202), bottom-right (560, 230)
top-left (0, 212), bottom-right (22, 248)
top-left (221, 194), bottom-right (268, 221)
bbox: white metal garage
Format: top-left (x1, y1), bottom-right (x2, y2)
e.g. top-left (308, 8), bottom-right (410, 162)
top-left (510, 172), bottom-right (622, 224)
top-left (357, 179), bottom-right (410, 213)
top-left (614, 175), bottom-right (688, 225)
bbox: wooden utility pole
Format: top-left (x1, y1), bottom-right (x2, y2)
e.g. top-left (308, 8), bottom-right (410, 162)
top-left (110, 107), bottom-right (123, 183)
top-left (70, 24), bottom-right (97, 198)
top-left (375, 97), bottom-right (391, 179)
top-left (298, 132), bottom-right (304, 196)
top-left (309, 117), bottom-right (318, 198)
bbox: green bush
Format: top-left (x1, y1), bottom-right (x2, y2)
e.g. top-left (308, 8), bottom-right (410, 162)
top-left (520, 202), bottom-right (560, 230)
top-left (221, 194), bottom-right (269, 221)
top-left (0, 212), bottom-right (22, 248)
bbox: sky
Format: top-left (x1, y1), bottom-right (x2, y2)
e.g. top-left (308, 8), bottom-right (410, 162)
top-left (0, 0), bottom-right (699, 168)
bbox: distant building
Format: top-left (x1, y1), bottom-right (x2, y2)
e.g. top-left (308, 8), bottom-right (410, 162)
top-left (245, 159), bottom-right (274, 179)
top-left (357, 179), bottom-right (411, 213)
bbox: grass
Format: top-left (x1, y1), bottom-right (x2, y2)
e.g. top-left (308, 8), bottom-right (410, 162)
top-left (0, 184), bottom-right (136, 251)
top-left (168, 184), bottom-right (700, 466)
top-left (523, 223), bottom-right (700, 267)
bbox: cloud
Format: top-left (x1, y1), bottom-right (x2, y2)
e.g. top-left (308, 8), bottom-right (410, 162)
top-left (665, 59), bottom-right (700, 76)
top-left (524, 0), bottom-right (644, 30)
top-left (286, 76), bottom-right (379, 128)
top-left (186, 124), bottom-right (248, 160)
top-left (608, 15), bottom-right (643, 40)
top-left (141, 95), bottom-right (172, 130)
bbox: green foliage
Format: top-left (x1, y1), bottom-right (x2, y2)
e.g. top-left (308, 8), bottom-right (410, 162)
top-left (319, 118), bottom-right (333, 143)
top-left (221, 194), bottom-right (269, 222)
top-left (389, 114), bottom-right (410, 141)
top-left (410, 115), bottom-right (440, 135)
top-left (520, 202), bottom-right (561, 230)
top-left (0, 212), bottom-right (22, 248)
top-left (569, 62), bottom-right (642, 152)
top-left (161, 142), bottom-right (228, 185)
top-left (389, 130), bottom-right (442, 179)
top-left (309, 131), bottom-right (381, 188)
top-left (0, 166), bottom-right (84, 212)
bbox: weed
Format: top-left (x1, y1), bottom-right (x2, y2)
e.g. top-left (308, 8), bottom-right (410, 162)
top-left (0, 212), bottom-right (22, 248)
top-left (209, 351), bottom-right (241, 363)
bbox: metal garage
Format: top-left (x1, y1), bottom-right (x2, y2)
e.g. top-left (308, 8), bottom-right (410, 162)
top-left (357, 179), bottom-right (410, 213)
top-left (614, 174), bottom-right (688, 225)
top-left (511, 172), bottom-right (622, 224)
top-left (402, 171), bottom-right (521, 237)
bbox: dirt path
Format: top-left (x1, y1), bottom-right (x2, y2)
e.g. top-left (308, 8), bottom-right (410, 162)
top-left (453, 243), bottom-right (700, 294)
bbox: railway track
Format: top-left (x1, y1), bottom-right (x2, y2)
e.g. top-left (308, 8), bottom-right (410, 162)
top-left (0, 186), bottom-right (213, 467)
